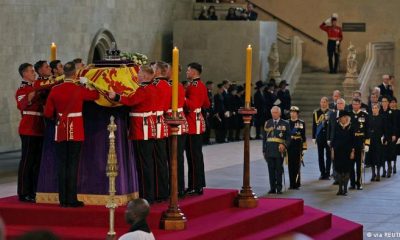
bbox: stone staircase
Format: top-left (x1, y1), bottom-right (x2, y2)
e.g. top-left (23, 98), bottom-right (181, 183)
top-left (292, 72), bottom-right (345, 132)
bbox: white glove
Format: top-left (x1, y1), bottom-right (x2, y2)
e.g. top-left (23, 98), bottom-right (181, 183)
top-left (324, 17), bottom-right (331, 25)
top-left (327, 140), bottom-right (331, 146)
top-left (224, 111), bottom-right (231, 118)
top-left (79, 77), bottom-right (88, 85)
top-left (336, 40), bottom-right (340, 45)
top-left (381, 136), bottom-right (385, 144)
top-left (364, 145), bottom-right (369, 153)
top-left (332, 13), bottom-right (339, 19)
top-left (396, 138), bottom-right (400, 144)
top-left (312, 139), bottom-right (316, 144)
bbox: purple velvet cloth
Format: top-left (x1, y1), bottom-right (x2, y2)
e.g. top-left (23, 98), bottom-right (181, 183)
top-left (37, 102), bottom-right (138, 195)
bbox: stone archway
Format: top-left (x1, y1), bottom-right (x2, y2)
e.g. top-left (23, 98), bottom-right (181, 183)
top-left (87, 28), bottom-right (117, 63)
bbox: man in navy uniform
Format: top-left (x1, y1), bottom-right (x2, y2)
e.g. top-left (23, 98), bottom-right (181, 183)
top-left (263, 106), bottom-right (291, 194)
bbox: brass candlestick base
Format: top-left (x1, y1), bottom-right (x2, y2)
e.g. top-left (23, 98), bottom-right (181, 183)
top-left (235, 107), bottom-right (258, 208)
top-left (160, 115), bottom-right (187, 230)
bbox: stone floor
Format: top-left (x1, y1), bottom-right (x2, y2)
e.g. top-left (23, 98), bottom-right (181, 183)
top-left (1, 139), bottom-right (400, 239)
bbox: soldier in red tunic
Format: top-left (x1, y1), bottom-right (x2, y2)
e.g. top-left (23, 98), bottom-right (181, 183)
top-left (44, 62), bottom-right (99, 207)
top-left (151, 61), bottom-right (171, 201)
top-left (320, 14), bottom-right (343, 74)
top-left (108, 65), bottom-right (158, 204)
top-left (184, 62), bottom-right (210, 195)
top-left (15, 63), bottom-right (45, 202)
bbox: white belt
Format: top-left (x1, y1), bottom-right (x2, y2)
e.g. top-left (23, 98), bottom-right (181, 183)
top-left (67, 112), bottom-right (82, 117)
top-left (155, 111), bottom-right (164, 116)
top-left (129, 112), bottom-right (153, 117)
top-left (195, 108), bottom-right (201, 134)
top-left (167, 108), bottom-right (184, 113)
top-left (22, 111), bottom-right (43, 116)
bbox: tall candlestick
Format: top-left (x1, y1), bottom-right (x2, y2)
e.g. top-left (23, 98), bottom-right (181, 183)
top-left (172, 47), bottom-right (179, 114)
top-left (245, 45), bottom-right (252, 107)
top-left (50, 42), bottom-right (57, 61)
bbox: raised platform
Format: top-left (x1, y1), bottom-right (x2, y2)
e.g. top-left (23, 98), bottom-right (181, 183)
top-left (0, 189), bottom-right (362, 239)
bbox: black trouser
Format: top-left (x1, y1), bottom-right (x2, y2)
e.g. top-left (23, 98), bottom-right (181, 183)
top-left (18, 135), bottom-right (43, 199)
top-left (153, 138), bottom-right (169, 200)
top-left (214, 115), bottom-right (226, 143)
top-left (255, 116), bottom-right (266, 139)
top-left (350, 145), bottom-right (363, 187)
top-left (167, 134), bottom-right (187, 195)
top-left (203, 114), bottom-right (211, 144)
top-left (317, 136), bottom-right (331, 177)
top-left (185, 134), bottom-right (206, 190)
top-left (267, 157), bottom-right (284, 191)
top-left (327, 39), bottom-right (339, 73)
top-left (133, 139), bottom-right (155, 203)
top-left (55, 141), bottom-right (82, 205)
top-left (288, 140), bottom-right (302, 188)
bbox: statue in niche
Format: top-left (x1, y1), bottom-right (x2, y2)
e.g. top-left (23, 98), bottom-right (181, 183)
top-left (268, 42), bottom-right (281, 80)
top-left (346, 42), bottom-right (358, 77)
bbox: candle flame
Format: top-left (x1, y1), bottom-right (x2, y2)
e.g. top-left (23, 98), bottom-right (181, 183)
top-left (248, 44), bottom-right (252, 48)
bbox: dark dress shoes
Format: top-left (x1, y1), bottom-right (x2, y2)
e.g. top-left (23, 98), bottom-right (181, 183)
top-left (276, 190), bottom-right (283, 194)
top-left (185, 188), bottom-right (203, 196)
top-left (68, 201), bottom-right (85, 207)
top-left (268, 190), bottom-right (276, 194)
top-left (19, 195), bottom-right (35, 203)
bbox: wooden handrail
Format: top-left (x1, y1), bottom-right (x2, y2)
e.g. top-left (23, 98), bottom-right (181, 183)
top-left (248, 0), bottom-right (323, 45)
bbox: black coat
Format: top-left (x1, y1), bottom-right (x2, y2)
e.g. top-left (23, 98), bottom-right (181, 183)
top-left (277, 89), bottom-right (291, 117)
top-left (368, 115), bottom-right (385, 166)
top-left (254, 90), bottom-right (267, 122)
top-left (331, 123), bottom-right (355, 173)
top-left (378, 83), bottom-right (394, 98)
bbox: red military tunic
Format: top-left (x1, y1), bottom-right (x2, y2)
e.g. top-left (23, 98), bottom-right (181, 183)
top-left (152, 78), bottom-right (171, 139)
top-left (320, 23), bottom-right (343, 41)
top-left (15, 81), bottom-right (45, 136)
top-left (166, 81), bottom-right (188, 135)
top-left (119, 82), bottom-right (157, 141)
top-left (33, 75), bottom-right (64, 90)
top-left (185, 78), bottom-right (210, 135)
top-left (44, 80), bottom-right (99, 142)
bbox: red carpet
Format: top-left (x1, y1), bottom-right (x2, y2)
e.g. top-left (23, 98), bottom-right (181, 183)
top-left (0, 189), bottom-right (362, 240)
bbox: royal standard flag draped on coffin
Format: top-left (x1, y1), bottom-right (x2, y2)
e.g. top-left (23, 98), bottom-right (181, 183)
top-left (77, 65), bottom-right (139, 107)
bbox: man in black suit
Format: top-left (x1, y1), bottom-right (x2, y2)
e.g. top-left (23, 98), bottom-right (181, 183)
top-left (378, 74), bottom-right (394, 99)
top-left (263, 106), bottom-right (291, 194)
top-left (213, 83), bottom-right (226, 143)
top-left (245, 3), bottom-right (258, 21)
top-left (329, 90), bottom-right (341, 110)
top-left (203, 81), bottom-right (214, 145)
top-left (254, 80), bottom-right (266, 139)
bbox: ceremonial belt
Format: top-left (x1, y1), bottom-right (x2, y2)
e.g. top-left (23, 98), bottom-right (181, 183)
top-left (22, 111), bottom-right (43, 116)
top-left (355, 132), bottom-right (365, 137)
top-left (129, 111), bottom-right (153, 140)
top-left (129, 112), bottom-right (154, 117)
top-left (155, 111), bottom-right (164, 139)
top-left (194, 108), bottom-right (201, 134)
top-left (167, 108), bottom-right (184, 113)
top-left (267, 137), bottom-right (285, 144)
top-left (291, 136), bottom-right (303, 140)
top-left (67, 112), bottom-right (82, 117)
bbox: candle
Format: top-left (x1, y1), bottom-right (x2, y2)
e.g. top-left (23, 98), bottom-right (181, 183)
top-left (245, 45), bottom-right (252, 107)
top-left (172, 47), bottom-right (179, 114)
top-left (50, 42), bottom-right (57, 61)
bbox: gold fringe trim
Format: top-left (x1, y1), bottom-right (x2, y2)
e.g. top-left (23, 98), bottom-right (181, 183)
top-left (36, 192), bottom-right (138, 206)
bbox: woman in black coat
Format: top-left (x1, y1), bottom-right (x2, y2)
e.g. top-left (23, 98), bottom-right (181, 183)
top-left (368, 104), bottom-right (385, 181)
top-left (331, 111), bottom-right (355, 196)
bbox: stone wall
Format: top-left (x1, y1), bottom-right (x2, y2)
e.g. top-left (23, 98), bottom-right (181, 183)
top-left (252, 0), bottom-right (400, 80)
top-left (173, 21), bottom-right (277, 87)
top-left (0, 0), bottom-right (192, 152)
